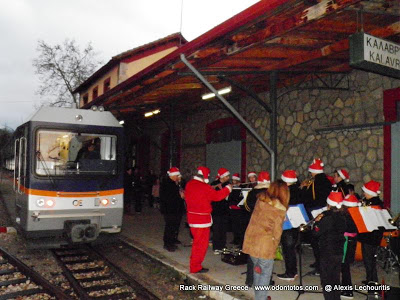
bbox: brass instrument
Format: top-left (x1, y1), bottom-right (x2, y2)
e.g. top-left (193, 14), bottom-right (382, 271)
top-left (388, 213), bottom-right (400, 227)
top-left (299, 213), bottom-right (324, 232)
top-left (300, 177), bottom-right (314, 189)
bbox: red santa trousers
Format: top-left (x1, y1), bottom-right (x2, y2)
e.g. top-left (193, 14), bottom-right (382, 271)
top-left (189, 226), bottom-right (210, 273)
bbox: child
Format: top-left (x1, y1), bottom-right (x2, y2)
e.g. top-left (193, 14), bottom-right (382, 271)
top-left (341, 194), bottom-right (360, 299)
top-left (313, 191), bottom-right (346, 300)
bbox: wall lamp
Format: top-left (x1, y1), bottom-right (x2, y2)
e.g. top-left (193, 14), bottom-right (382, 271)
top-left (144, 109), bottom-right (161, 118)
top-left (201, 86), bottom-right (232, 100)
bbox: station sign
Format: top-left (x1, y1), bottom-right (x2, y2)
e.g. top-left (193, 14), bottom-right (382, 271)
top-left (349, 32), bottom-right (400, 79)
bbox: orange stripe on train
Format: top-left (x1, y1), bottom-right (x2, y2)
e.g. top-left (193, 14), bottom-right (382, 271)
top-left (19, 185), bottom-right (123, 197)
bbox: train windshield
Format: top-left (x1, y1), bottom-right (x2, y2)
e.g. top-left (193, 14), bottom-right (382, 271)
top-left (35, 130), bottom-right (117, 176)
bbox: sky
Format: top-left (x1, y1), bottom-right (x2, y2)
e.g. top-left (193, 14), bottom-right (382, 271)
top-left (0, 0), bottom-right (259, 130)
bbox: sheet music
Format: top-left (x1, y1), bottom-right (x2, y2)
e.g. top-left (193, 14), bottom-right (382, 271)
top-left (286, 206), bottom-right (307, 228)
top-left (311, 206), bottom-right (327, 218)
top-left (360, 206), bottom-right (379, 231)
top-left (237, 189), bottom-right (251, 206)
top-left (375, 209), bottom-right (397, 230)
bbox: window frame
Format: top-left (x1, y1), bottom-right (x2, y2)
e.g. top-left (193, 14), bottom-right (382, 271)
top-left (103, 77), bottom-right (111, 93)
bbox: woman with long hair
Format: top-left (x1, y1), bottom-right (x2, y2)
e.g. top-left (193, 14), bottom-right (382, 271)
top-left (242, 180), bottom-right (289, 300)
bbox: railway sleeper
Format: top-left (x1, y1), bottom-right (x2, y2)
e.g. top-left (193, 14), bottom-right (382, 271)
top-left (0, 288), bottom-right (46, 300)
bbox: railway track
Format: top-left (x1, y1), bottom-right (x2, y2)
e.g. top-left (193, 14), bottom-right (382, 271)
top-left (52, 245), bottom-right (159, 300)
top-left (0, 246), bottom-right (68, 300)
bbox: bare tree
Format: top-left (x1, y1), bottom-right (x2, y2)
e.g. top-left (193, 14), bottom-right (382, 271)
top-left (33, 39), bottom-right (101, 108)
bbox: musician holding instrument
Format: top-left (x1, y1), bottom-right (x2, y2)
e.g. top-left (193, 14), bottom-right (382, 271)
top-left (333, 169), bottom-right (350, 197)
top-left (246, 171), bottom-right (258, 188)
top-left (299, 159), bottom-right (332, 276)
top-left (211, 168), bottom-right (231, 254)
top-left (277, 170), bottom-right (302, 281)
top-left (313, 191), bottom-right (347, 300)
top-left (357, 180), bottom-right (384, 285)
top-left (228, 173), bottom-right (245, 246)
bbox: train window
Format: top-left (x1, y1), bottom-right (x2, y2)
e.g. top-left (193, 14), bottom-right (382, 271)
top-left (35, 130), bottom-right (117, 176)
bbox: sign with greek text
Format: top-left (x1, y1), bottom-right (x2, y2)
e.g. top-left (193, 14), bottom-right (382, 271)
top-left (350, 32), bottom-right (400, 79)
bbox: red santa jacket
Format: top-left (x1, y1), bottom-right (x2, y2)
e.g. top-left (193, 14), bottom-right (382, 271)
top-left (185, 177), bottom-right (231, 228)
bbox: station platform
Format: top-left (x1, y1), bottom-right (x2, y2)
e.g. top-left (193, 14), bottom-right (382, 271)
top-left (0, 174), bottom-right (399, 300)
top-left (120, 203), bottom-right (400, 300)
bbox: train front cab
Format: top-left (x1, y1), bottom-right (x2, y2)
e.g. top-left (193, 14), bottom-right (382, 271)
top-left (13, 111), bottom-right (124, 245)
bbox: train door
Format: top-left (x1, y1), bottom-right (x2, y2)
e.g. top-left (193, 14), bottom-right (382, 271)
top-left (13, 131), bottom-right (27, 225)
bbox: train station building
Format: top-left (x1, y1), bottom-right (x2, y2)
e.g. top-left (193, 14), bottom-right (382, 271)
top-left (74, 0), bottom-right (400, 213)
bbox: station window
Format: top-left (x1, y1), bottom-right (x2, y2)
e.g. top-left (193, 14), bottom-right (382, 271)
top-left (103, 78), bottom-right (111, 93)
top-left (92, 86), bottom-right (98, 100)
top-left (82, 93), bottom-right (89, 105)
top-left (209, 124), bottom-right (241, 143)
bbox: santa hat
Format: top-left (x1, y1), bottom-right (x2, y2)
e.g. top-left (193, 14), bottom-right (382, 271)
top-left (232, 173), bottom-right (240, 181)
top-left (327, 191), bottom-right (343, 208)
top-left (217, 168), bottom-right (230, 179)
top-left (362, 180), bottom-right (381, 197)
top-left (337, 169), bottom-right (350, 182)
top-left (281, 170), bottom-right (297, 183)
top-left (248, 172), bottom-right (257, 178)
top-left (257, 171), bottom-right (270, 184)
top-left (343, 194), bottom-right (360, 207)
top-left (197, 166), bottom-right (211, 183)
top-left (167, 167), bottom-right (180, 176)
top-left (327, 175), bottom-right (335, 185)
top-left (308, 159), bottom-right (324, 174)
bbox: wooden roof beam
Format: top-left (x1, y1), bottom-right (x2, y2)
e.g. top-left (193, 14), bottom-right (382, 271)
top-left (262, 21), bottom-right (400, 71)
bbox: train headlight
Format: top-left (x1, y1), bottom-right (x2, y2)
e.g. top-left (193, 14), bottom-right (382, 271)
top-left (45, 199), bottom-right (55, 208)
top-left (100, 198), bottom-right (109, 206)
top-left (36, 198), bottom-right (45, 207)
top-left (111, 197), bottom-right (117, 205)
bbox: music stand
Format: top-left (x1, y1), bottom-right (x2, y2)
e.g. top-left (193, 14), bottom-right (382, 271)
top-left (294, 231), bottom-right (322, 300)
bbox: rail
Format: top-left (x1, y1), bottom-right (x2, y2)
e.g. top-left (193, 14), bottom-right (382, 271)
top-left (0, 246), bottom-right (69, 300)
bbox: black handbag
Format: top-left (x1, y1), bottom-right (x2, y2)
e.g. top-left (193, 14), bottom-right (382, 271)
top-left (221, 248), bottom-right (248, 265)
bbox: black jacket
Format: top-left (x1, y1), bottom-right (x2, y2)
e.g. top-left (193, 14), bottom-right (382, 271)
top-left (160, 177), bottom-right (185, 215)
top-left (300, 173), bottom-right (332, 210)
top-left (211, 180), bottom-right (229, 216)
top-left (245, 187), bottom-right (267, 213)
top-left (334, 180), bottom-right (350, 198)
top-left (357, 196), bottom-right (384, 246)
top-left (288, 183), bottom-right (301, 206)
top-left (313, 209), bottom-right (346, 256)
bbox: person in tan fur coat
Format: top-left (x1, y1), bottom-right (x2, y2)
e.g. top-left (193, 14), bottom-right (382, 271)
top-left (242, 180), bottom-right (289, 300)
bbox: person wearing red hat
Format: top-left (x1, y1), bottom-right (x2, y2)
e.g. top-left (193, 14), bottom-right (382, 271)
top-left (160, 167), bottom-right (185, 252)
top-left (246, 171), bottom-right (257, 188)
top-left (243, 171), bottom-right (271, 286)
top-left (333, 169), bottom-right (350, 198)
top-left (340, 194), bottom-right (360, 299)
top-left (278, 170), bottom-right (302, 281)
top-left (299, 158), bottom-right (332, 276)
top-left (184, 166), bottom-right (232, 273)
top-left (228, 173), bottom-right (244, 246)
top-left (313, 191), bottom-right (347, 300)
top-left (210, 168), bottom-right (231, 254)
top-left (357, 180), bottom-right (383, 286)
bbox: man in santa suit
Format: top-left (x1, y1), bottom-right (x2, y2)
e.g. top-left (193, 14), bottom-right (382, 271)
top-left (185, 166), bottom-right (232, 273)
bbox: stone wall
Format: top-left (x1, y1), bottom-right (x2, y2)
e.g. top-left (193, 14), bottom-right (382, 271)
top-left (144, 69), bottom-right (399, 194)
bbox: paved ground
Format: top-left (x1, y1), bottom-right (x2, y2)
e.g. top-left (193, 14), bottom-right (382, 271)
top-left (120, 203), bottom-right (400, 300)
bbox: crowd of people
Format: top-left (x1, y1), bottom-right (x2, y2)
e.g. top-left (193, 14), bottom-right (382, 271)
top-left (124, 159), bottom-right (389, 300)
